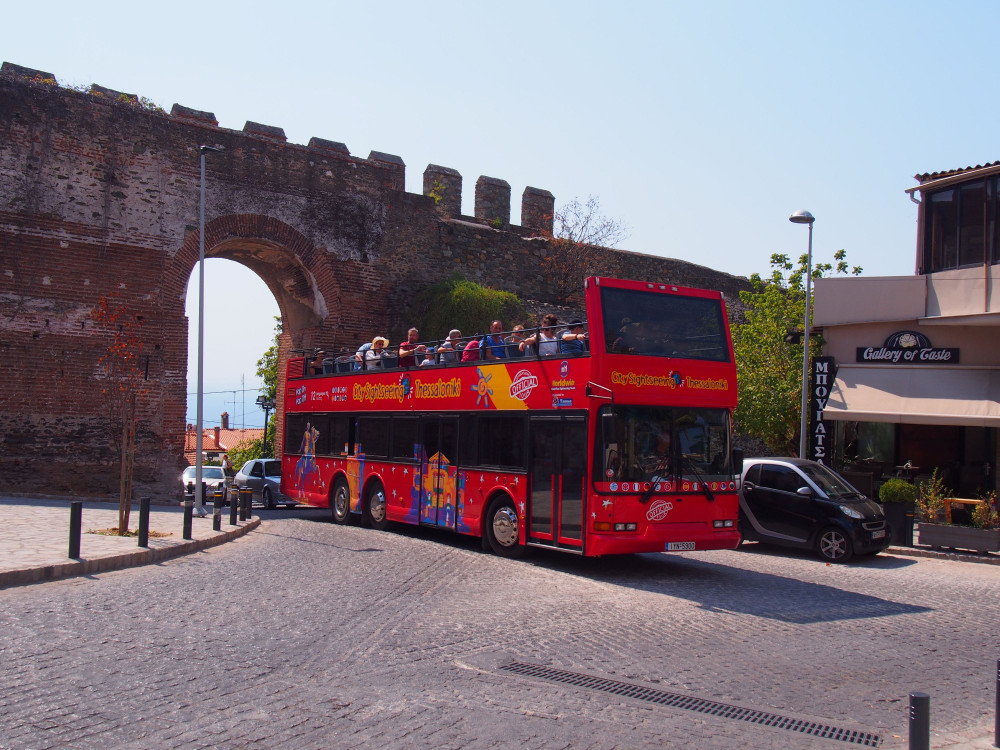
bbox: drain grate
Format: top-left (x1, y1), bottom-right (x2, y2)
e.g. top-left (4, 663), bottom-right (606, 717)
top-left (499, 662), bottom-right (882, 747)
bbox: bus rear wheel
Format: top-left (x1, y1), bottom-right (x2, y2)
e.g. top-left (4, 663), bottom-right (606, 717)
top-left (331, 478), bottom-right (351, 525)
top-left (485, 497), bottom-right (524, 558)
top-left (365, 481), bottom-right (389, 531)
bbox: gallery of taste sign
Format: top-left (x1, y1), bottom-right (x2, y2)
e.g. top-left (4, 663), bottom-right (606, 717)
top-left (856, 330), bottom-right (959, 364)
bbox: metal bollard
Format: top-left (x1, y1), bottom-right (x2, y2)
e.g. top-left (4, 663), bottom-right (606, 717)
top-left (994, 659), bottom-right (999, 749)
top-left (212, 488), bottom-right (223, 531)
top-left (182, 499), bottom-right (193, 540)
top-left (68, 501), bottom-right (83, 559)
top-left (909, 691), bottom-right (930, 750)
top-left (229, 487), bottom-right (238, 526)
top-left (138, 496), bottom-right (150, 548)
top-left (240, 487), bottom-right (252, 521)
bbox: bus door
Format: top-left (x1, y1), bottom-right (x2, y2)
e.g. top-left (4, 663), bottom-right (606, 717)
top-left (528, 415), bottom-right (587, 547)
top-left (418, 416), bottom-right (460, 528)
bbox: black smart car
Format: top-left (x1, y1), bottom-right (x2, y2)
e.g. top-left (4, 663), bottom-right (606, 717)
top-left (738, 457), bottom-right (890, 563)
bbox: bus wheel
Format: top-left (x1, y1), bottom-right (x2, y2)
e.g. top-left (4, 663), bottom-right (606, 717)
top-left (485, 497), bottom-right (524, 558)
top-left (331, 478), bottom-right (351, 525)
top-left (365, 482), bottom-right (388, 531)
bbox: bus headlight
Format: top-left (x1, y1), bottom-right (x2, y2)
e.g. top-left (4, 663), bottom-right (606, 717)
top-left (713, 519), bottom-right (735, 528)
top-left (613, 523), bottom-right (637, 531)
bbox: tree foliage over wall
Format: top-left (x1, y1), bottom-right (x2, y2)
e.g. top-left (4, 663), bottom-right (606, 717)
top-left (536, 196), bottom-right (629, 304)
top-left (734, 250), bottom-right (861, 455)
top-left (407, 275), bottom-right (527, 341)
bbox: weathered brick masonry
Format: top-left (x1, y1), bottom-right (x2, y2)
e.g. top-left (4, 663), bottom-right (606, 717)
top-left (0, 63), bottom-right (751, 501)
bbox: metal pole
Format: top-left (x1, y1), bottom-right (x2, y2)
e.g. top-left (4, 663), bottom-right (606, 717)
top-left (68, 501), bottom-right (82, 559)
top-left (909, 691), bottom-right (930, 750)
top-left (798, 220), bottom-right (813, 459)
top-left (262, 404), bottom-right (270, 457)
top-left (195, 147), bottom-right (207, 516)
top-left (138, 496), bottom-right (150, 548)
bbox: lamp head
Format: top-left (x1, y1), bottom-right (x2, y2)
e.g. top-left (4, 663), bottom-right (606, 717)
top-left (789, 210), bottom-right (815, 225)
top-left (199, 145), bottom-right (224, 154)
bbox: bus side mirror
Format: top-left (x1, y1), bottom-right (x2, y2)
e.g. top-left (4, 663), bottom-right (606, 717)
top-left (732, 448), bottom-right (744, 474)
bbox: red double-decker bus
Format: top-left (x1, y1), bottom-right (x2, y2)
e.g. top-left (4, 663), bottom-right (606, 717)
top-left (281, 276), bottom-right (741, 557)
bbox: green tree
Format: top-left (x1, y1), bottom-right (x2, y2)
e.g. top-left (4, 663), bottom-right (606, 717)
top-left (734, 250), bottom-right (861, 455)
top-left (250, 316), bottom-right (281, 457)
top-left (408, 275), bottom-right (527, 340)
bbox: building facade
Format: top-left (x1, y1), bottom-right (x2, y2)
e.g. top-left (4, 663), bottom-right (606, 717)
top-left (813, 161), bottom-right (1000, 499)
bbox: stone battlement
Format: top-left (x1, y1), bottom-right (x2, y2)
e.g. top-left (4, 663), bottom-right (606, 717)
top-left (0, 62), bottom-right (554, 232)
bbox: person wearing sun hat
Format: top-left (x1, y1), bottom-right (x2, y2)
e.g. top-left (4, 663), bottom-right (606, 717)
top-left (365, 336), bottom-right (391, 368)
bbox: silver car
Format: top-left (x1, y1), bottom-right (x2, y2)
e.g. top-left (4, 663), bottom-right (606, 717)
top-left (180, 465), bottom-right (229, 502)
top-left (234, 459), bottom-right (296, 509)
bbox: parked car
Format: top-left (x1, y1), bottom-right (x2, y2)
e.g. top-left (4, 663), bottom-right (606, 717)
top-left (234, 459), bottom-right (296, 509)
top-left (180, 465), bottom-right (229, 502)
top-left (738, 457), bottom-right (890, 563)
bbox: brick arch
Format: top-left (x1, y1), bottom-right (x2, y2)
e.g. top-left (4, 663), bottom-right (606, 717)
top-left (169, 214), bottom-right (340, 339)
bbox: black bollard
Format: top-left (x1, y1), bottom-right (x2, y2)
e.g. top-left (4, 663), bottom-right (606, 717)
top-left (138, 496), bottom-right (150, 548)
top-left (994, 659), bottom-right (999, 749)
top-left (68, 501), bottom-right (83, 559)
top-left (183, 500), bottom-right (193, 540)
top-left (909, 691), bottom-right (930, 750)
top-left (239, 487), bottom-right (251, 521)
top-left (212, 488), bottom-right (222, 532)
top-left (229, 488), bottom-right (238, 526)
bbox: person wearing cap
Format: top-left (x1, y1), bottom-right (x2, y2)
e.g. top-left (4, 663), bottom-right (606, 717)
top-left (559, 321), bottom-right (588, 355)
top-left (438, 329), bottom-right (462, 364)
top-left (365, 336), bottom-right (391, 368)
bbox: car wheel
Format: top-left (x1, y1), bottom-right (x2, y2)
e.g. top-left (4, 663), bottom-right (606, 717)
top-left (331, 478), bottom-right (351, 525)
top-left (484, 496), bottom-right (524, 558)
top-left (817, 527), bottom-right (854, 563)
top-left (263, 488), bottom-right (276, 510)
top-left (365, 482), bottom-right (388, 530)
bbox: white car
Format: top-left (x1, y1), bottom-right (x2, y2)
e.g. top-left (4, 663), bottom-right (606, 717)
top-left (233, 459), bottom-right (296, 509)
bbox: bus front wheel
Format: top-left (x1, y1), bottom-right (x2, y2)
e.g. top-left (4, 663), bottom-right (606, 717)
top-left (365, 481), bottom-right (389, 531)
top-left (331, 478), bottom-right (351, 525)
top-left (485, 497), bottom-right (524, 558)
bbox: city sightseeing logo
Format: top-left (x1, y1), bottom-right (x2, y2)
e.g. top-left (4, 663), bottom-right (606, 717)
top-left (509, 369), bottom-right (538, 401)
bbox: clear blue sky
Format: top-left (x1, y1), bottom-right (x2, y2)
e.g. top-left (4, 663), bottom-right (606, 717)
top-left (5, 1), bottom-right (998, 429)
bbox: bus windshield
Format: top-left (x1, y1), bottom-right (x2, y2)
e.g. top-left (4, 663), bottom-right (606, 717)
top-left (599, 405), bottom-right (733, 486)
top-left (600, 286), bottom-right (729, 362)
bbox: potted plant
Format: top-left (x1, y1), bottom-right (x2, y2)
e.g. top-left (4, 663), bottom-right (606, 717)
top-left (877, 477), bottom-right (917, 546)
top-left (917, 471), bottom-right (1000, 554)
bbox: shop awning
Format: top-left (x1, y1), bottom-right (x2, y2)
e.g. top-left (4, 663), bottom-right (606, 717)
top-left (823, 366), bottom-right (1000, 426)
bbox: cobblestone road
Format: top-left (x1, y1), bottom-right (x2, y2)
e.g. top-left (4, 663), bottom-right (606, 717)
top-left (1, 508), bottom-right (997, 749)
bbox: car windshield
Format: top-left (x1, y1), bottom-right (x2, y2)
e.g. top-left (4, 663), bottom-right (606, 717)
top-left (598, 405), bottom-right (733, 488)
top-left (799, 462), bottom-right (862, 500)
top-left (183, 466), bottom-right (225, 480)
top-left (264, 460), bottom-right (281, 477)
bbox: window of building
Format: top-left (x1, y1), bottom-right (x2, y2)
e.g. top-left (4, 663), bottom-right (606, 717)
top-left (922, 175), bottom-right (998, 272)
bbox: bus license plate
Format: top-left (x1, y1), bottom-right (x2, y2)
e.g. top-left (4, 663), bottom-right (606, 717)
top-left (872, 529), bottom-right (886, 540)
top-left (667, 542), bottom-right (696, 551)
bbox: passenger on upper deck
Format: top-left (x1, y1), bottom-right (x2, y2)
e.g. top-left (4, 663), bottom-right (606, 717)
top-left (354, 342), bottom-right (372, 369)
top-left (482, 320), bottom-right (506, 360)
top-left (522, 314), bottom-right (559, 356)
top-left (461, 335), bottom-right (482, 361)
top-left (505, 324), bottom-right (527, 358)
top-left (419, 347), bottom-right (436, 367)
top-left (398, 327), bottom-right (426, 368)
top-left (438, 329), bottom-right (462, 363)
top-left (559, 321), bottom-right (588, 355)
top-left (365, 337), bottom-right (391, 368)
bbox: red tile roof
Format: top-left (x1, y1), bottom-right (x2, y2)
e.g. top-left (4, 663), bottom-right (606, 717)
top-left (183, 425), bottom-right (264, 465)
top-left (915, 160), bottom-right (1000, 182)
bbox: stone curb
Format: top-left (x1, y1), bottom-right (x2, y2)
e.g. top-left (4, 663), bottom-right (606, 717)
top-left (0, 517), bottom-right (261, 589)
top-left (886, 544), bottom-right (1000, 566)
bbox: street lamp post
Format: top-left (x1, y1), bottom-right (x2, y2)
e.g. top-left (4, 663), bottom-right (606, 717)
top-left (256, 395), bottom-right (275, 457)
top-left (789, 210), bottom-right (816, 460)
top-left (194, 144), bottom-right (223, 517)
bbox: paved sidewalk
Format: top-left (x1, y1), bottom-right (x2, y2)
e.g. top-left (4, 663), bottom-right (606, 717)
top-left (0, 495), bottom-right (259, 588)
